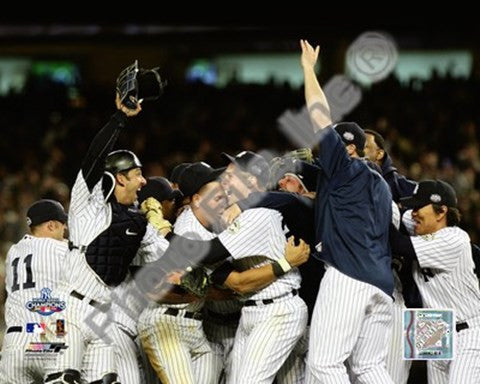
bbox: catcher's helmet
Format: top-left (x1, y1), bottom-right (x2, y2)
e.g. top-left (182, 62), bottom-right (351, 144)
top-left (105, 150), bottom-right (142, 175)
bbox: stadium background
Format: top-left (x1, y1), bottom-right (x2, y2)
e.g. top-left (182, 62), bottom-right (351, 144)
top-left (0, 20), bottom-right (479, 382)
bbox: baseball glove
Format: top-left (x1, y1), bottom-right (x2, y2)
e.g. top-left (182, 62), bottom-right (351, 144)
top-left (116, 60), bottom-right (167, 109)
top-left (179, 267), bottom-right (211, 297)
top-left (283, 147), bottom-right (314, 164)
top-left (140, 197), bottom-right (172, 235)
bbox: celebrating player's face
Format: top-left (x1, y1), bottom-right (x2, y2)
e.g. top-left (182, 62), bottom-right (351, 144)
top-left (364, 134), bottom-right (381, 164)
top-left (222, 164), bottom-right (251, 204)
top-left (412, 204), bottom-right (441, 235)
top-left (278, 174), bottom-right (304, 194)
top-left (117, 168), bottom-right (147, 205)
top-left (197, 181), bottom-right (228, 231)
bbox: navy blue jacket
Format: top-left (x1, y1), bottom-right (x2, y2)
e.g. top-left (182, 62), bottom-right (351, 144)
top-left (314, 127), bottom-right (394, 296)
top-left (381, 152), bottom-right (417, 203)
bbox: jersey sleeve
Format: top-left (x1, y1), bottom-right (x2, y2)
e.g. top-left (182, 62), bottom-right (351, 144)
top-left (134, 223), bottom-right (170, 264)
top-left (315, 126), bottom-right (351, 180)
top-left (70, 172), bottom-right (107, 217)
top-left (218, 208), bottom-right (286, 261)
top-left (410, 228), bottom-right (467, 271)
top-left (401, 209), bottom-right (416, 235)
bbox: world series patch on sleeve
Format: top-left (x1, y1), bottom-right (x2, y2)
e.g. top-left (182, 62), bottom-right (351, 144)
top-left (403, 309), bottom-right (454, 360)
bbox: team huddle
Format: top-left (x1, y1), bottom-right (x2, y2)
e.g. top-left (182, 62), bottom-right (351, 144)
top-left (1, 40), bottom-right (479, 384)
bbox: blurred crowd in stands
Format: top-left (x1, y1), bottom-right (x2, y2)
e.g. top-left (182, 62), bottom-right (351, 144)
top-left (0, 71), bottom-right (479, 338)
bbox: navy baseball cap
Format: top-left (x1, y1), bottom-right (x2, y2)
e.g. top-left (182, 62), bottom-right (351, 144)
top-left (272, 158), bottom-right (320, 192)
top-left (26, 199), bottom-right (68, 227)
top-left (170, 163), bottom-right (191, 184)
top-left (333, 122), bottom-right (366, 152)
top-left (179, 162), bottom-right (225, 197)
top-left (400, 180), bottom-right (457, 209)
top-left (137, 177), bottom-right (183, 205)
top-left (222, 151), bottom-right (270, 187)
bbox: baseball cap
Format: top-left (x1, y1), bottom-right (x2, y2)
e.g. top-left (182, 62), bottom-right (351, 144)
top-left (26, 199), bottom-right (68, 227)
top-left (222, 151), bottom-right (270, 187)
top-left (333, 122), bottom-right (366, 152)
top-left (272, 158), bottom-right (320, 192)
top-left (170, 162), bottom-right (191, 184)
top-left (137, 177), bottom-right (183, 205)
top-left (400, 179), bottom-right (457, 209)
top-left (178, 162), bottom-right (225, 197)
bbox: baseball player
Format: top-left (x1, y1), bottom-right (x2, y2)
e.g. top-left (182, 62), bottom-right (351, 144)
top-left (364, 129), bottom-right (418, 384)
top-left (390, 179), bottom-right (480, 383)
top-left (0, 199), bottom-right (68, 384)
top-left (138, 162), bottom-right (226, 384)
top-left (140, 163), bottom-right (309, 383)
top-left (221, 157), bottom-right (322, 384)
top-left (300, 40), bottom-right (394, 384)
top-left (46, 93), bottom-right (170, 384)
top-left (364, 129), bottom-right (417, 203)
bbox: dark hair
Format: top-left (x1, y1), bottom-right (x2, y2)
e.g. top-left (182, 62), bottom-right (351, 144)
top-left (357, 147), bottom-right (365, 158)
top-left (364, 129), bottom-right (385, 150)
top-left (432, 204), bottom-right (461, 226)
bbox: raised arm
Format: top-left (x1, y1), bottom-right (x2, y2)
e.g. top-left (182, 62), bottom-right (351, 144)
top-left (300, 39), bottom-right (332, 132)
top-left (81, 94), bottom-right (142, 192)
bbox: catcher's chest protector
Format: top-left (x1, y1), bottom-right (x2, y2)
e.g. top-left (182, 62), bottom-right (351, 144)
top-left (85, 202), bottom-right (147, 287)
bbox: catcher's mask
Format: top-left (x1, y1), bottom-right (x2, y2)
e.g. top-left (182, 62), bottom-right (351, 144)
top-left (116, 60), bottom-right (167, 109)
top-left (105, 150), bottom-right (143, 175)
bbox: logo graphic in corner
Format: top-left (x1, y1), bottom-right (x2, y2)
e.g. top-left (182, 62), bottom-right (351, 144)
top-left (26, 322), bottom-right (46, 334)
top-left (25, 288), bottom-right (66, 316)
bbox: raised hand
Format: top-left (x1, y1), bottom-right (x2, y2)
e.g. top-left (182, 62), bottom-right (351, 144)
top-left (300, 39), bottom-right (320, 70)
top-left (115, 92), bottom-right (142, 117)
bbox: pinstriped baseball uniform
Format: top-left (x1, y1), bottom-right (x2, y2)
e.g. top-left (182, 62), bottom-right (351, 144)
top-left (202, 298), bottom-right (244, 384)
top-left (306, 125), bottom-right (394, 384)
top-left (401, 210), bottom-right (480, 384)
top-left (0, 235), bottom-right (69, 383)
top-left (138, 207), bottom-right (221, 384)
top-left (217, 208), bottom-right (308, 384)
top-left (385, 202), bottom-right (412, 384)
top-left (275, 328), bottom-right (309, 384)
top-left (55, 170), bottom-right (170, 377)
top-left (108, 277), bottom-right (145, 384)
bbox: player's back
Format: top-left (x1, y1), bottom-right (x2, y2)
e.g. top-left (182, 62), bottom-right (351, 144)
top-left (5, 235), bottom-right (68, 325)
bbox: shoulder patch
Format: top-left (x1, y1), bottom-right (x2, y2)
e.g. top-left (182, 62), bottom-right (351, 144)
top-left (227, 219), bottom-right (241, 234)
top-left (421, 233), bottom-right (435, 241)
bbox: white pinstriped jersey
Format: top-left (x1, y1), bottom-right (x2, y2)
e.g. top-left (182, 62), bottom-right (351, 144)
top-left (403, 211), bottom-right (480, 322)
top-left (4, 235), bottom-right (69, 325)
top-left (218, 208), bottom-right (301, 301)
top-left (66, 171), bottom-right (169, 302)
top-left (162, 207), bottom-right (213, 312)
top-left (392, 201), bottom-right (400, 229)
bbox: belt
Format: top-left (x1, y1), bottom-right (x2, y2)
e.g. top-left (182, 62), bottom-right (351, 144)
top-left (70, 290), bottom-right (110, 311)
top-left (456, 322), bottom-right (469, 332)
top-left (244, 289), bottom-right (298, 307)
top-left (6, 326), bottom-right (22, 334)
top-left (164, 308), bottom-right (202, 320)
top-left (68, 241), bottom-right (87, 253)
top-left (206, 310), bottom-right (241, 324)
